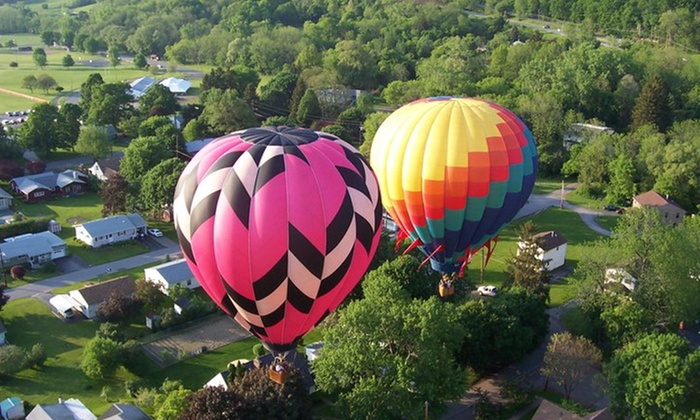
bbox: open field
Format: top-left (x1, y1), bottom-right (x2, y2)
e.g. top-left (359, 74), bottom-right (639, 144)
top-left (0, 90), bottom-right (41, 111)
top-left (0, 34), bottom-right (41, 47)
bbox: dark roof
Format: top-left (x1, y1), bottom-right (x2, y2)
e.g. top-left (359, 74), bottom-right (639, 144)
top-left (27, 404), bottom-right (75, 420)
top-left (532, 230), bottom-right (567, 251)
top-left (532, 399), bottom-right (581, 420)
top-left (634, 190), bottom-right (685, 211)
top-left (98, 404), bottom-right (150, 420)
top-left (75, 276), bottom-right (135, 305)
top-left (98, 157), bottom-right (121, 173)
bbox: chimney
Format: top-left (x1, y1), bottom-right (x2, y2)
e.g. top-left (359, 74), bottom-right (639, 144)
top-left (58, 396), bottom-right (64, 404)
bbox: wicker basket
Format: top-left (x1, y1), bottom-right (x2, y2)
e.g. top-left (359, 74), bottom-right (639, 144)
top-left (268, 365), bottom-right (289, 384)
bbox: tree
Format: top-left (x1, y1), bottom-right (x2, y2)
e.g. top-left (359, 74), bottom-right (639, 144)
top-left (32, 48), bottom-right (47, 68)
top-left (258, 71), bottom-right (297, 109)
top-left (62, 54), bottom-right (75, 67)
top-left (139, 158), bottom-right (187, 213)
top-left (57, 103), bottom-right (82, 151)
top-left (10, 265), bottom-right (26, 280)
top-left (80, 337), bottom-right (124, 378)
top-left (134, 53), bottom-right (147, 69)
top-left (18, 103), bottom-right (61, 157)
top-left (288, 76), bottom-right (306, 122)
top-left (96, 322), bottom-right (124, 342)
top-left (358, 112), bottom-right (390, 159)
top-left (139, 84), bottom-right (179, 116)
top-left (607, 333), bottom-right (700, 419)
top-left (36, 74), bottom-right (57, 94)
top-left (154, 382), bottom-right (191, 420)
top-left (108, 46), bottom-right (120, 68)
top-left (364, 256), bottom-right (440, 300)
top-left (201, 89), bottom-right (257, 135)
top-left (22, 75), bottom-right (38, 92)
top-left (25, 343), bottom-right (47, 368)
top-left (541, 332), bottom-right (602, 400)
top-left (178, 386), bottom-right (248, 420)
top-left (631, 75), bottom-right (672, 132)
top-left (80, 73), bottom-right (104, 119)
top-left (506, 221), bottom-right (551, 300)
top-left (227, 366), bottom-right (310, 419)
top-left (120, 136), bottom-right (173, 185)
top-left (606, 152), bottom-right (637, 204)
top-left (86, 82), bottom-right (134, 126)
top-left (183, 118), bottom-right (211, 141)
top-left (99, 174), bottom-right (130, 216)
top-left (134, 279), bottom-right (166, 312)
top-left (200, 66), bottom-right (259, 96)
top-left (0, 345), bottom-right (26, 377)
top-left (296, 89), bottom-right (321, 126)
top-left (75, 126), bottom-right (112, 160)
top-left (313, 274), bottom-right (467, 419)
top-left (97, 290), bottom-right (141, 323)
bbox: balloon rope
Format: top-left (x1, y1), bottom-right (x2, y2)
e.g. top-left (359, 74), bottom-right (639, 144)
top-left (484, 236), bottom-right (499, 267)
top-left (402, 237), bottom-right (424, 256)
top-left (418, 244), bottom-right (444, 271)
top-left (394, 229), bottom-right (409, 252)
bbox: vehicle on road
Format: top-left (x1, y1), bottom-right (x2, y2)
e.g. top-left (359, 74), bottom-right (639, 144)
top-left (147, 228), bottom-right (163, 237)
top-left (604, 204), bottom-right (619, 211)
top-left (477, 285), bottom-right (498, 297)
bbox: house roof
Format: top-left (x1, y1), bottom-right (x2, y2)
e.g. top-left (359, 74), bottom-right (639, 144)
top-left (98, 404), bottom-right (150, 420)
top-left (159, 77), bottom-right (191, 94)
top-left (27, 399), bottom-right (96, 420)
top-left (0, 397), bottom-right (22, 414)
top-left (532, 399), bottom-right (613, 420)
top-left (634, 190), bottom-right (686, 212)
top-left (532, 230), bottom-right (567, 252)
top-left (129, 76), bottom-right (156, 94)
top-left (73, 276), bottom-right (135, 305)
top-left (12, 170), bottom-right (86, 194)
top-left (0, 187), bottom-right (11, 199)
top-left (0, 231), bottom-right (66, 259)
top-left (146, 259), bottom-right (193, 285)
top-left (76, 213), bottom-right (146, 237)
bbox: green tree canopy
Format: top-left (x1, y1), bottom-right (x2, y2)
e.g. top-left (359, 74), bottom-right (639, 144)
top-left (62, 54), bottom-right (75, 67)
top-left (120, 136), bottom-right (173, 185)
top-left (80, 337), bottom-right (124, 379)
top-left (32, 47), bottom-right (47, 68)
top-left (18, 103), bottom-right (61, 157)
top-left (139, 158), bottom-right (186, 213)
top-left (201, 89), bottom-right (257, 135)
top-left (296, 89), bottom-right (321, 127)
top-left (86, 82), bottom-right (134, 126)
top-left (139, 84), bottom-right (179, 116)
top-left (75, 125), bottom-right (112, 160)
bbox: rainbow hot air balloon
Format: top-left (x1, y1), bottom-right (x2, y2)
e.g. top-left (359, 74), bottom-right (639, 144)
top-left (174, 126), bottom-right (382, 375)
top-left (370, 97), bottom-right (537, 294)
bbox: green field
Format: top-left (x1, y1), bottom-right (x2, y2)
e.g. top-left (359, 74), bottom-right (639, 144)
top-left (0, 34), bottom-right (41, 47)
top-left (0, 90), bottom-right (43, 111)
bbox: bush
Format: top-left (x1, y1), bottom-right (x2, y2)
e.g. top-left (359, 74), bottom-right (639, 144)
top-left (10, 265), bottom-right (26, 280)
top-left (0, 159), bottom-right (23, 181)
top-left (252, 344), bottom-right (266, 357)
top-left (0, 345), bottom-right (26, 376)
top-left (24, 343), bottom-right (47, 368)
top-left (39, 261), bottom-right (57, 274)
top-left (0, 217), bottom-right (53, 238)
top-left (9, 62), bottom-right (18, 67)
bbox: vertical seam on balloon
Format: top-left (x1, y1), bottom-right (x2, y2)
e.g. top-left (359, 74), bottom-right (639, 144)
top-left (247, 143), bottom-right (261, 342)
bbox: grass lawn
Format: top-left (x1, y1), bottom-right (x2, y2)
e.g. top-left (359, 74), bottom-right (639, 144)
top-left (465, 208), bottom-right (604, 307)
top-left (532, 176), bottom-right (569, 195)
top-left (595, 215), bottom-right (619, 232)
top-left (0, 90), bottom-right (42, 112)
top-left (0, 33), bottom-right (40, 47)
top-left (67, 237), bottom-right (150, 266)
top-left (564, 188), bottom-right (608, 211)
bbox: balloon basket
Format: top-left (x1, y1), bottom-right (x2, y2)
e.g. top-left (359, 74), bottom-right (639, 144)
top-left (439, 284), bottom-right (454, 297)
top-left (269, 364), bottom-right (289, 384)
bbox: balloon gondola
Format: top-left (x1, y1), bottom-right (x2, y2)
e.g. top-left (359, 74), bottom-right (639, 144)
top-left (370, 97), bottom-right (538, 293)
top-left (173, 126), bottom-right (382, 382)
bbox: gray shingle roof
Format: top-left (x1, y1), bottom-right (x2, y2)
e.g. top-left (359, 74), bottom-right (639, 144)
top-left (12, 170), bottom-right (85, 194)
top-left (0, 187), bottom-right (11, 199)
top-left (0, 232), bottom-right (65, 259)
top-left (77, 214), bottom-right (146, 237)
top-left (148, 259), bottom-right (193, 285)
top-left (98, 404), bottom-right (150, 420)
top-left (129, 77), bottom-right (156, 94)
top-left (75, 276), bottom-right (135, 305)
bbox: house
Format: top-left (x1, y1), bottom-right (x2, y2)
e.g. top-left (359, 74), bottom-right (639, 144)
top-left (531, 398), bottom-right (612, 420)
top-left (563, 123), bottom-right (614, 150)
top-left (69, 276), bottom-right (135, 319)
top-left (129, 76), bottom-right (156, 99)
top-left (98, 404), bottom-right (150, 420)
top-left (605, 268), bottom-right (638, 292)
top-left (168, 114), bottom-right (184, 130)
top-left (0, 319), bottom-right (6, 345)
top-left (10, 170), bottom-right (87, 203)
top-left (75, 213), bottom-right (147, 248)
top-left (173, 297), bottom-right (191, 315)
top-left (305, 341), bottom-right (323, 362)
top-left (26, 398), bottom-right (96, 420)
top-left (183, 138), bottom-right (215, 156)
top-left (0, 231), bottom-right (67, 269)
top-left (0, 397), bottom-right (24, 420)
top-left (88, 158), bottom-right (121, 182)
top-left (632, 190), bottom-right (686, 225)
top-left (519, 230), bottom-right (568, 271)
top-left (0, 187), bottom-right (11, 210)
top-left (159, 77), bottom-right (191, 94)
top-left (316, 88), bottom-right (362, 107)
top-left (144, 259), bottom-right (199, 295)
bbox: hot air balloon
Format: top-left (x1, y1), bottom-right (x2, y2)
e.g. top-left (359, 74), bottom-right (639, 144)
top-left (174, 126), bottom-right (382, 380)
top-left (370, 97), bottom-right (538, 296)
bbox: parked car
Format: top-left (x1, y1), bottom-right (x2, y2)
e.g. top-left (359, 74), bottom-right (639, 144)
top-left (147, 228), bottom-right (163, 237)
top-left (604, 204), bottom-right (619, 211)
top-left (477, 285), bottom-right (498, 297)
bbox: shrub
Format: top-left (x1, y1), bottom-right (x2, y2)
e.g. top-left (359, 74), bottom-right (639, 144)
top-left (10, 265), bottom-right (26, 280)
top-left (252, 343), bottom-right (266, 357)
top-left (24, 343), bottom-right (47, 368)
top-left (0, 217), bottom-right (53, 238)
top-left (0, 159), bottom-right (23, 181)
top-left (9, 62), bottom-right (18, 67)
top-left (0, 345), bottom-right (26, 376)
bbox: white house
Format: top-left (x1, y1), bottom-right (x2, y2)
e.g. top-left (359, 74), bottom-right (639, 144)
top-left (0, 231), bottom-right (67, 269)
top-left (0, 187), bottom-right (11, 210)
top-left (26, 398), bottom-right (96, 420)
top-left (144, 259), bottom-right (199, 295)
top-left (0, 319), bottom-right (6, 346)
top-left (605, 268), bottom-right (638, 292)
top-left (519, 230), bottom-right (568, 271)
top-left (88, 158), bottom-right (121, 182)
top-left (75, 213), bottom-right (147, 248)
top-left (562, 123), bottom-right (614, 150)
top-left (69, 276), bottom-right (135, 319)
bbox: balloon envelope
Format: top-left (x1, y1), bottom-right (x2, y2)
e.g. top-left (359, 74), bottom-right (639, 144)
top-left (370, 97), bottom-right (538, 273)
top-left (174, 127), bottom-right (382, 352)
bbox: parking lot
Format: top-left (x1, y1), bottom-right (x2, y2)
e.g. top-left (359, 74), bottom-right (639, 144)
top-left (1, 109), bottom-right (31, 127)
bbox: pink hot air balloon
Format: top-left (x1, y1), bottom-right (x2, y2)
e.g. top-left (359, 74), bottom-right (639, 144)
top-left (173, 126), bottom-right (382, 355)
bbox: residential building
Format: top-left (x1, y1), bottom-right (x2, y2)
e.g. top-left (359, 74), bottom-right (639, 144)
top-left (519, 230), bottom-right (568, 271)
top-left (632, 190), bottom-right (686, 225)
top-left (0, 231), bottom-right (67, 268)
top-left (143, 259), bottom-right (199, 295)
top-left (0, 187), bottom-right (11, 210)
top-left (69, 276), bottom-right (135, 319)
top-left (88, 158), bottom-right (121, 182)
top-left (0, 396), bottom-right (24, 420)
top-left (562, 123), bottom-right (614, 150)
top-left (26, 398), bottom-right (96, 420)
top-left (10, 170), bottom-right (87, 203)
top-left (605, 268), bottom-right (638, 292)
top-left (75, 213), bottom-right (147, 248)
top-left (129, 76), bottom-right (156, 99)
top-left (531, 399), bottom-right (612, 420)
top-left (98, 404), bottom-right (150, 420)
top-left (159, 77), bottom-right (191, 94)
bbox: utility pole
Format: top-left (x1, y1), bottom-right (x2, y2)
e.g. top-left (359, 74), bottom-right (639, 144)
top-left (480, 248), bottom-right (485, 284)
top-left (560, 179), bottom-right (565, 209)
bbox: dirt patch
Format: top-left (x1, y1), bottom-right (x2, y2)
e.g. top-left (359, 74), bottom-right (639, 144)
top-left (67, 217), bottom-right (87, 225)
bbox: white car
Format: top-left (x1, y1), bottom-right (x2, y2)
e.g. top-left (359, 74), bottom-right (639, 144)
top-left (477, 285), bottom-right (498, 297)
top-left (147, 228), bottom-right (163, 237)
